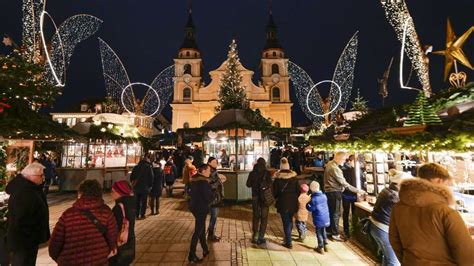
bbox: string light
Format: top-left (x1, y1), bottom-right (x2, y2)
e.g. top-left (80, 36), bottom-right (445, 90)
top-left (381, 0), bottom-right (431, 96)
top-left (99, 38), bottom-right (174, 117)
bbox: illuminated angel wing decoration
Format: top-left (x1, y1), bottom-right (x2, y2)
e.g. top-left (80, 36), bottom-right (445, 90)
top-left (381, 0), bottom-right (431, 96)
top-left (288, 61), bottom-right (324, 124)
top-left (329, 31), bottom-right (359, 116)
top-left (147, 65), bottom-right (175, 116)
top-left (98, 38), bottom-right (134, 113)
top-left (45, 15), bottom-right (102, 87)
top-left (22, 0), bottom-right (44, 60)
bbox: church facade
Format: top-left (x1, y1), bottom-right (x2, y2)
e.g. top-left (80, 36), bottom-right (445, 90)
top-left (170, 11), bottom-right (292, 132)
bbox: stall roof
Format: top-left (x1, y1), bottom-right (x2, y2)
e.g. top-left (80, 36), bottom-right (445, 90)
top-left (202, 109), bottom-right (252, 130)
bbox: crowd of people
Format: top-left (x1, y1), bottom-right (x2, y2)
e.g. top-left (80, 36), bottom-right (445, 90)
top-left (3, 149), bottom-right (473, 265)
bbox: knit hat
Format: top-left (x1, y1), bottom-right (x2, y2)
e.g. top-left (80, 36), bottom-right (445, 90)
top-left (300, 183), bottom-right (309, 193)
top-left (309, 181), bottom-right (320, 192)
top-left (21, 162), bottom-right (45, 176)
top-left (388, 169), bottom-right (412, 184)
top-left (112, 180), bottom-right (132, 196)
top-left (280, 157), bottom-right (290, 170)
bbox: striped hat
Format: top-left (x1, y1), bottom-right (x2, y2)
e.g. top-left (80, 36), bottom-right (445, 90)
top-left (112, 180), bottom-right (132, 196)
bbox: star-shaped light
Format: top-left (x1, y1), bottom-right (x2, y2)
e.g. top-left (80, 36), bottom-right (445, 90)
top-left (2, 36), bottom-right (12, 47)
top-left (433, 18), bottom-right (474, 80)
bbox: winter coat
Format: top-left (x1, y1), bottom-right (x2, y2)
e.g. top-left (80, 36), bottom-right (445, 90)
top-left (192, 149), bottom-right (204, 167)
top-left (130, 160), bottom-right (154, 194)
top-left (342, 165), bottom-right (357, 201)
top-left (324, 161), bottom-right (359, 193)
top-left (6, 175), bottom-right (50, 250)
top-left (109, 195), bottom-right (136, 265)
top-left (389, 178), bottom-right (474, 266)
top-left (272, 170), bottom-right (299, 214)
top-left (150, 167), bottom-right (164, 197)
top-left (163, 162), bottom-right (178, 186)
top-left (209, 168), bottom-right (225, 207)
top-left (371, 183), bottom-right (399, 226)
top-left (306, 191), bottom-right (330, 228)
top-left (246, 169), bottom-right (272, 199)
top-left (294, 193), bottom-right (311, 221)
top-left (182, 163), bottom-right (196, 185)
top-left (49, 196), bottom-right (118, 266)
top-left (188, 174), bottom-right (213, 214)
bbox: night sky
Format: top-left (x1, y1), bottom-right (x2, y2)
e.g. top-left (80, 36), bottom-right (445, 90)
top-left (1, 0), bottom-right (473, 125)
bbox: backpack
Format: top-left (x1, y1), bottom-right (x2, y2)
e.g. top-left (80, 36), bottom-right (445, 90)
top-left (163, 165), bottom-right (172, 175)
top-left (117, 203), bottom-right (129, 246)
top-left (259, 172), bottom-right (275, 206)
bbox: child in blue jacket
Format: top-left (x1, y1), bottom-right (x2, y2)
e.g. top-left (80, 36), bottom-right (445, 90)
top-left (306, 181), bottom-right (330, 254)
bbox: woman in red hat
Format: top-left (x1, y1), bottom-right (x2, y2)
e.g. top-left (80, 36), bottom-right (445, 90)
top-left (109, 180), bottom-right (136, 265)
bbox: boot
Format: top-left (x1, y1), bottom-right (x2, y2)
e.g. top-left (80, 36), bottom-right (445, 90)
top-left (188, 254), bottom-right (203, 263)
top-left (251, 233), bottom-right (258, 244)
top-left (207, 229), bottom-right (220, 242)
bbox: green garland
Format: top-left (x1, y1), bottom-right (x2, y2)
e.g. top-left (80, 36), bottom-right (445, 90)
top-left (310, 130), bottom-right (474, 152)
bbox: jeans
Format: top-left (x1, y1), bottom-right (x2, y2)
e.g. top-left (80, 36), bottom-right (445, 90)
top-left (251, 198), bottom-right (269, 239)
top-left (208, 207), bottom-right (219, 232)
top-left (315, 227), bottom-right (328, 248)
top-left (370, 224), bottom-right (400, 266)
top-left (135, 193), bottom-right (148, 218)
top-left (189, 211), bottom-right (209, 257)
top-left (295, 220), bottom-right (307, 238)
top-left (149, 196), bottom-right (160, 214)
top-left (326, 191), bottom-right (342, 236)
top-left (342, 199), bottom-right (355, 237)
top-left (11, 246), bottom-right (38, 266)
top-left (280, 212), bottom-right (294, 244)
top-left (166, 185), bottom-right (173, 197)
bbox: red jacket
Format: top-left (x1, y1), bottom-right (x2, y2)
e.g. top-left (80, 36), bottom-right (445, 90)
top-left (49, 196), bottom-right (118, 265)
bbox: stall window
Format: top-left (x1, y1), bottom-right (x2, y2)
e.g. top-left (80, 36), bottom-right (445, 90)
top-left (183, 88), bottom-right (191, 102)
top-left (272, 87), bottom-right (281, 102)
top-left (62, 143), bottom-right (87, 168)
top-left (184, 64), bottom-right (192, 75)
top-left (272, 64), bottom-right (279, 74)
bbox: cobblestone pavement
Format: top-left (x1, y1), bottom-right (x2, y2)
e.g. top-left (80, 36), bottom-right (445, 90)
top-left (36, 188), bottom-right (377, 265)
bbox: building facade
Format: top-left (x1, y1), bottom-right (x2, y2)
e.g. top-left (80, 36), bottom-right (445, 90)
top-left (170, 11), bottom-right (292, 132)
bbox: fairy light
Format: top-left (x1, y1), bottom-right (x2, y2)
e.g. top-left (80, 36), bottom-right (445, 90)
top-left (381, 0), bottom-right (431, 96)
top-left (99, 38), bottom-right (174, 117)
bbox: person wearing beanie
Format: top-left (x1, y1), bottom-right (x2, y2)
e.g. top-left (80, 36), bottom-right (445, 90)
top-left (110, 180), bottom-right (136, 265)
top-left (390, 163), bottom-right (474, 265)
top-left (273, 157), bottom-right (299, 248)
top-left (306, 181), bottom-right (330, 254)
top-left (6, 162), bottom-right (50, 265)
top-left (294, 183), bottom-right (311, 241)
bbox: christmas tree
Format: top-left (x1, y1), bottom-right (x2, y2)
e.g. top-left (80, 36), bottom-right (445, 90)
top-left (217, 40), bottom-right (248, 111)
top-left (350, 89), bottom-right (369, 115)
top-left (0, 49), bottom-right (60, 112)
top-left (404, 91), bottom-right (442, 126)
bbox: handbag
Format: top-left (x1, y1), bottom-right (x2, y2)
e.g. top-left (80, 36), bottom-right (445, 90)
top-left (117, 203), bottom-right (129, 247)
top-left (210, 179), bottom-right (224, 207)
top-left (259, 173), bottom-right (275, 207)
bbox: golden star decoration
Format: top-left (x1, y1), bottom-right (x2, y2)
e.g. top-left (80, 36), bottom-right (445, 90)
top-left (433, 18), bottom-right (474, 80)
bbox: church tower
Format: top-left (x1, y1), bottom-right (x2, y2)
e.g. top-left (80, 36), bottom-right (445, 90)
top-left (171, 8), bottom-right (203, 130)
top-left (260, 11), bottom-right (292, 127)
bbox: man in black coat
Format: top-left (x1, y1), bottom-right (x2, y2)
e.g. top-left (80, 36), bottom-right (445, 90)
top-left (6, 162), bottom-right (50, 266)
top-left (130, 156), bottom-right (154, 219)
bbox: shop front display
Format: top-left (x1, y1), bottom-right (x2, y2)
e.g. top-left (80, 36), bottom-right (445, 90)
top-left (58, 141), bottom-right (142, 191)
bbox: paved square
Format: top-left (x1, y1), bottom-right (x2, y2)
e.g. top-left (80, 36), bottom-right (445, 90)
top-left (37, 189), bottom-right (376, 265)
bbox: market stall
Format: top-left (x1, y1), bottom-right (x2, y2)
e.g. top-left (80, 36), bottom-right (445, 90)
top-left (58, 140), bottom-right (142, 191)
top-left (200, 109), bottom-right (276, 201)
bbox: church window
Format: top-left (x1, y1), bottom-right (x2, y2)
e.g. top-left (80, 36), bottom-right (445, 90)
top-left (202, 121), bottom-right (207, 126)
top-left (272, 51), bottom-right (276, 57)
top-left (184, 64), bottom-right (192, 75)
top-left (186, 51), bottom-right (190, 57)
top-left (183, 87), bottom-right (191, 102)
top-left (275, 122), bottom-right (281, 128)
top-left (183, 122), bottom-right (190, 129)
top-left (272, 87), bottom-right (281, 102)
top-left (272, 64), bottom-right (279, 74)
